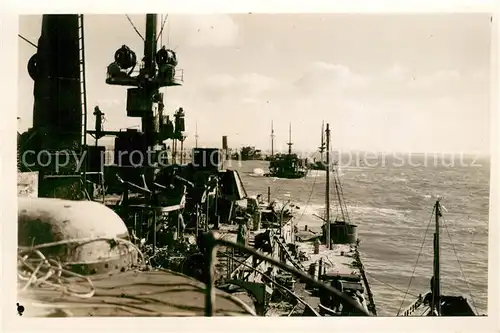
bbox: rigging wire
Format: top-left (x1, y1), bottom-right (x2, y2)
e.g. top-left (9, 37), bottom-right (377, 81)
top-left (330, 163), bottom-right (347, 221)
top-left (157, 14), bottom-right (169, 43)
top-left (172, 23), bottom-right (193, 51)
top-left (125, 15), bottom-right (145, 41)
top-left (271, 177), bottom-right (287, 199)
top-left (330, 168), bottom-right (339, 219)
top-left (160, 14), bottom-right (163, 46)
top-left (172, 37), bottom-right (186, 51)
top-left (441, 216), bottom-right (479, 315)
top-left (364, 271), bottom-right (420, 298)
top-left (335, 165), bottom-right (351, 222)
top-left (297, 170), bottom-right (318, 223)
top-left (396, 205), bottom-right (436, 316)
top-left (157, 14), bottom-right (170, 100)
top-left (332, 170), bottom-right (344, 220)
top-left (18, 34), bottom-right (37, 48)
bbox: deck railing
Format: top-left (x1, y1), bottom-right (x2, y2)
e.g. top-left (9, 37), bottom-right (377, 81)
top-left (217, 250), bottom-right (320, 316)
top-left (203, 231), bottom-right (372, 317)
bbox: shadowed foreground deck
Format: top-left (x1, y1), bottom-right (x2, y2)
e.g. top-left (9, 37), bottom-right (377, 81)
top-left (18, 269), bottom-right (255, 317)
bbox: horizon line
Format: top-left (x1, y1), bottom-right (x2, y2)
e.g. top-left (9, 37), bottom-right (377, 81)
top-left (94, 142), bottom-right (490, 157)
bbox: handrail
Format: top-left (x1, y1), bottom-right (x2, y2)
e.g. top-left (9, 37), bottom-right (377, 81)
top-left (203, 231), bottom-right (371, 317)
top-left (319, 303), bottom-right (338, 315)
top-left (228, 228), bottom-right (278, 280)
top-left (400, 293), bottom-right (425, 316)
top-left (273, 235), bottom-right (306, 271)
top-left (218, 251), bottom-right (320, 316)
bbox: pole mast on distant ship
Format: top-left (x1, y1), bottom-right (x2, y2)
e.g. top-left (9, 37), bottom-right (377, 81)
top-left (271, 120), bottom-right (275, 157)
top-left (319, 121), bottom-right (325, 162)
top-left (325, 123), bottom-right (331, 249)
top-left (287, 122), bottom-right (293, 155)
top-left (195, 121), bottom-right (199, 148)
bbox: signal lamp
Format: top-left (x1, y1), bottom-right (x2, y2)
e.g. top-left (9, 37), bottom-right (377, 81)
top-left (114, 45), bottom-right (137, 70)
top-left (156, 47), bottom-right (178, 67)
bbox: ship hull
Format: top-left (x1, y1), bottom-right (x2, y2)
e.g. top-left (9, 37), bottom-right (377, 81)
top-left (264, 170), bottom-right (308, 179)
top-left (400, 292), bottom-right (476, 316)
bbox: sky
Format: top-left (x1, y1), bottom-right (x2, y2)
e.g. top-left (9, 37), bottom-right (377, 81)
top-left (18, 13), bottom-right (492, 154)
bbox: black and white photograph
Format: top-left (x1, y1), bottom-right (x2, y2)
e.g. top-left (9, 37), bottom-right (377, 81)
top-left (8, 5), bottom-right (497, 328)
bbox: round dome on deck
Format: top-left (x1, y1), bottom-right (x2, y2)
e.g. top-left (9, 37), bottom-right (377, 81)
top-left (18, 197), bottom-right (136, 274)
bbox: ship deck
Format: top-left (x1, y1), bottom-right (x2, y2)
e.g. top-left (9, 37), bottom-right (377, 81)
top-left (299, 242), bottom-right (358, 277)
top-left (18, 269), bottom-right (255, 317)
top-left (293, 240), bottom-right (373, 315)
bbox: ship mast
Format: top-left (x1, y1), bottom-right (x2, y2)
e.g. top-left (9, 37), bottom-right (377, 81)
top-left (287, 122), bottom-right (293, 155)
top-left (141, 14), bottom-right (158, 149)
top-left (195, 121), bottom-right (199, 148)
top-left (432, 200), bottom-right (442, 315)
top-left (325, 123), bottom-right (331, 249)
top-left (271, 120), bottom-right (275, 157)
top-left (319, 121), bottom-right (325, 162)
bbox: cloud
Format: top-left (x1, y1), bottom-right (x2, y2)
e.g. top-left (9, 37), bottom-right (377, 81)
top-left (292, 61), bottom-right (486, 103)
top-left (168, 15), bottom-right (239, 48)
top-left (200, 73), bottom-right (278, 102)
top-left (408, 69), bottom-right (461, 89)
top-left (206, 73), bottom-right (277, 91)
top-left (83, 59), bottom-right (487, 152)
top-left (195, 61), bottom-right (488, 116)
top-left (241, 98), bottom-right (258, 104)
top-left (196, 62), bottom-right (489, 152)
top-left (294, 62), bottom-right (371, 96)
top-left (385, 63), bottom-right (411, 80)
top-left (471, 69), bottom-right (489, 80)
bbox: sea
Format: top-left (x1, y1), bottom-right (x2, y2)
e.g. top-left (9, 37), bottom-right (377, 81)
top-left (228, 153), bottom-right (490, 316)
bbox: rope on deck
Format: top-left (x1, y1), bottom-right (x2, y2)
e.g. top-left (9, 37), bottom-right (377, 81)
top-left (18, 237), bottom-right (145, 299)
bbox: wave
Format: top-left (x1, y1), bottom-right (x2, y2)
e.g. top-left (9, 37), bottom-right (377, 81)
top-left (235, 160), bottom-right (489, 316)
top-left (248, 168), bottom-right (265, 177)
top-left (349, 205), bottom-right (411, 219)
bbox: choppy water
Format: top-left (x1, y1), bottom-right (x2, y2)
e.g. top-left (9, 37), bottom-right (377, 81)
top-left (231, 155), bottom-right (490, 316)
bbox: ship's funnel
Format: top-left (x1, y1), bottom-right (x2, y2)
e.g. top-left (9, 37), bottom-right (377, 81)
top-left (222, 136), bottom-right (229, 159)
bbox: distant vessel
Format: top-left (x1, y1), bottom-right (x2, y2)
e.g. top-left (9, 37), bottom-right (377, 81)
top-left (231, 146), bottom-right (263, 161)
top-left (266, 123), bottom-right (308, 179)
top-left (17, 14), bottom-right (343, 317)
top-left (309, 121), bottom-right (327, 171)
top-left (271, 122), bottom-right (377, 316)
top-left (399, 200), bottom-right (478, 316)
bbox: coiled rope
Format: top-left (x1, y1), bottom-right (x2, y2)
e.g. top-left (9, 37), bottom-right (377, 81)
top-left (18, 237), bottom-right (257, 316)
top-left (18, 237), bottom-right (146, 299)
